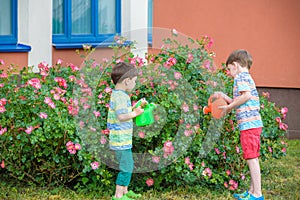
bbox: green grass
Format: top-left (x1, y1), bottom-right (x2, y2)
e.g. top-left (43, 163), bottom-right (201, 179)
top-left (1, 140), bottom-right (299, 200)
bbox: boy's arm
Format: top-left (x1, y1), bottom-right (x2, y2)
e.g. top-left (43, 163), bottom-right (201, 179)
top-left (117, 106), bottom-right (144, 122)
top-left (213, 92), bottom-right (233, 104)
top-left (220, 91), bottom-right (251, 113)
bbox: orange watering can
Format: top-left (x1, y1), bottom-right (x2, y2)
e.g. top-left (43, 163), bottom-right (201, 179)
top-left (203, 95), bottom-right (227, 119)
top-left (135, 98), bottom-right (156, 126)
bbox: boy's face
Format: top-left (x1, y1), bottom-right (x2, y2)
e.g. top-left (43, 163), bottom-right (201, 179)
top-left (125, 76), bottom-right (137, 92)
top-left (227, 62), bottom-right (238, 78)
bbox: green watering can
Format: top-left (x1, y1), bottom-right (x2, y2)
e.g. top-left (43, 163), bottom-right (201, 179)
top-left (135, 99), bottom-right (156, 126)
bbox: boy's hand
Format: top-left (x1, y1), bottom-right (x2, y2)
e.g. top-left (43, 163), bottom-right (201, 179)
top-left (212, 92), bottom-right (225, 99)
top-left (118, 107), bottom-right (144, 121)
top-left (218, 104), bottom-right (232, 115)
top-left (132, 106), bottom-right (144, 117)
top-left (139, 98), bottom-right (148, 107)
top-left (212, 91), bottom-right (233, 104)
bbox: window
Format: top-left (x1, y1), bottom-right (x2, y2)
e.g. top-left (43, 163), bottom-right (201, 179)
top-left (0, 0), bottom-right (17, 45)
top-left (0, 0), bottom-right (31, 52)
top-left (52, 0), bottom-right (121, 48)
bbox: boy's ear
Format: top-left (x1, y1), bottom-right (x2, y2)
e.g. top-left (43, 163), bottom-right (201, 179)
top-left (124, 78), bottom-right (130, 85)
top-left (232, 62), bottom-right (239, 68)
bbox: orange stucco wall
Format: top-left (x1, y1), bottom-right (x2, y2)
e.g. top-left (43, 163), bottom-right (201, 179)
top-left (52, 47), bottom-right (115, 68)
top-left (153, 0), bottom-right (300, 88)
top-left (0, 52), bottom-right (28, 72)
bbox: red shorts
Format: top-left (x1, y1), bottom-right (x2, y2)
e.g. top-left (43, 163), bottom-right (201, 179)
top-left (240, 127), bottom-right (262, 160)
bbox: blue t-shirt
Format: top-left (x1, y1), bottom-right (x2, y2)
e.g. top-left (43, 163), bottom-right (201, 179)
top-left (233, 72), bottom-right (263, 131)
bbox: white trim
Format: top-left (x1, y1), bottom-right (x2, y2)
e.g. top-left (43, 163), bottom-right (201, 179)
top-left (19, 0), bottom-right (52, 72)
top-left (18, 0), bottom-right (29, 46)
top-left (122, 0), bottom-right (148, 58)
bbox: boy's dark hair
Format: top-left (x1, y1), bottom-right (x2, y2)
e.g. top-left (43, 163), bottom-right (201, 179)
top-left (111, 62), bottom-right (138, 85)
top-left (226, 49), bottom-right (253, 69)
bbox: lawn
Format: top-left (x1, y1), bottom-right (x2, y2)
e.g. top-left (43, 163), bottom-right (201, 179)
top-left (1, 140), bottom-right (299, 200)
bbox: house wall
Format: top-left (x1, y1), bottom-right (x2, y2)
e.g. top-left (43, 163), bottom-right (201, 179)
top-left (1, 0), bottom-right (299, 138)
top-left (258, 88), bottom-right (300, 139)
top-left (153, 0), bottom-right (300, 89)
top-left (0, 52), bottom-right (28, 71)
top-left (52, 47), bottom-right (115, 68)
top-left (153, 0), bottom-right (300, 138)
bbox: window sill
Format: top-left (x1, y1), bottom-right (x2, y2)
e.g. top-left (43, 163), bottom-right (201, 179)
top-left (0, 44), bottom-right (31, 53)
top-left (52, 41), bottom-right (133, 49)
top-left (53, 42), bottom-right (114, 49)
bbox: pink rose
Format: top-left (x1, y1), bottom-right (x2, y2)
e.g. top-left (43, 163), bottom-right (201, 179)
top-left (275, 117), bottom-right (281, 123)
top-left (188, 163), bottom-right (194, 171)
top-left (279, 122), bottom-right (288, 131)
top-left (226, 170), bottom-right (231, 176)
top-left (39, 112), bottom-right (48, 119)
top-left (93, 111), bottom-right (101, 118)
top-left (214, 148), bottom-right (220, 155)
top-left (236, 146), bottom-right (240, 154)
top-left (240, 173), bottom-right (245, 180)
top-left (152, 156), bottom-right (160, 163)
top-left (203, 168), bottom-right (212, 177)
top-left (91, 162), bottom-right (99, 170)
top-left (281, 107), bottom-right (288, 115)
top-left (56, 59), bottom-right (63, 65)
top-left (182, 102), bottom-right (189, 113)
top-left (262, 92), bottom-right (270, 98)
top-left (268, 146), bottom-right (273, 153)
top-left (186, 53), bottom-right (193, 64)
top-left (174, 72), bottom-right (182, 80)
top-left (224, 182), bottom-right (228, 188)
top-left (1, 160), bottom-right (5, 169)
top-left (146, 178), bottom-right (154, 187)
top-left (0, 106), bottom-right (6, 113)
top-left (75, 143), bottom-right (81, 150)
top-left (100, 136), bottom-right (107, 144)
top-left (185, 157), bottom-right (190, 165)
top-left (27, 78), bottom-right (41, 89)
top-left (282, 148), bottom-right (286, 153)
top-left (25, 126), bottom-right (33, 134)
top-left (138, 131), bottom-right (145, 138)
top-left (0, 127), bottom-right (7, 135)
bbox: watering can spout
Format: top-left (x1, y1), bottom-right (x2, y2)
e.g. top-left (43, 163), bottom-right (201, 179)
top-left (203, 95), bottom-right (227, 119)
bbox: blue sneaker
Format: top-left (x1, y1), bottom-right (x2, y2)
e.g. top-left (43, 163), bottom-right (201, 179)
top-left (233, 190), bottom-right (248, 199)
top-left (238, 194), bottom-right (264, 200)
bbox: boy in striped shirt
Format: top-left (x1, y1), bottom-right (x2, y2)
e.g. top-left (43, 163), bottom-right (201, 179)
top-left (214, 50), bottom-right (264, 200)
top-left (108, 62), bottom-right (144, 200)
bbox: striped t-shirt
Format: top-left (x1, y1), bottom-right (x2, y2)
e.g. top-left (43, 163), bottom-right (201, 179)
top-left (233, 72), bottom-right (263, 131)
top-left (107, 90), bottom-right (133, 150)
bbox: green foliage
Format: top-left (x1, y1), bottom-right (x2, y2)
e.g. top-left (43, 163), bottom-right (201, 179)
top-left (0, 54), bottom-right (114, 189)
top-left (0, 140), bottom-right (298, 199)
top-left (0, 33), bottom-right (288, 194)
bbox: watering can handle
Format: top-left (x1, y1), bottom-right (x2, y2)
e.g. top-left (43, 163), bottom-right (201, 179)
top-left (135, 98), bottom-right (148, 108)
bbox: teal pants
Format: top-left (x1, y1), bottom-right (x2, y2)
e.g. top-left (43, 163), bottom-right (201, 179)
top-left (115, 149), bottom-right (134, 186)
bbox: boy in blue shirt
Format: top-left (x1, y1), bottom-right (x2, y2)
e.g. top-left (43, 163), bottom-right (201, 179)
top-left (214, 50), bottom-right (264, 200)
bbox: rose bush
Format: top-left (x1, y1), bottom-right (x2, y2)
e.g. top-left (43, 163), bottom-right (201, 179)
top-left (0, 32), bottom-right (288, 194)
top-left (0, 54), bottom-right (114, 190)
